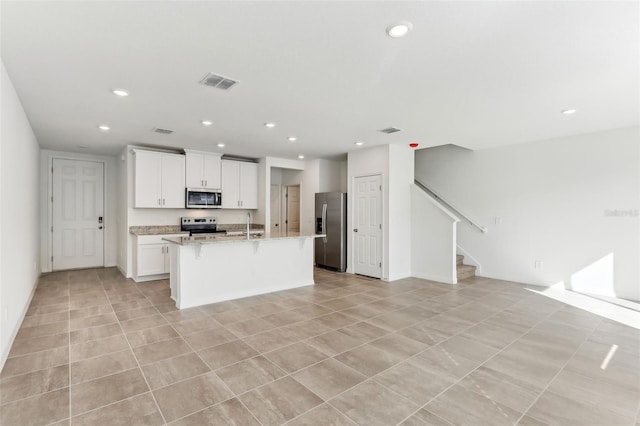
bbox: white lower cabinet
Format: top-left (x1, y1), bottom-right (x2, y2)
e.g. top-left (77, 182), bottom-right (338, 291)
top-left (134, 234), bottom-right (183, 281)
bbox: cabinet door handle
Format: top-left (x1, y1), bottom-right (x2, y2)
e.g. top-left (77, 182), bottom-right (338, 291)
top-left (158, 198), bottom-right (161, 206)
top-left (204, 180), bottom-right (207, 187)
top-left (162, 198), bottom-right (166, 205)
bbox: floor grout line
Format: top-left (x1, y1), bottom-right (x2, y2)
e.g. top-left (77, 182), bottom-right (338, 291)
top-left (4, 269), bottom-right (638, 426)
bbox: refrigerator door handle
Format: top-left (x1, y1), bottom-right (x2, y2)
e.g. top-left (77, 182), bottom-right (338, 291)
top-left (322, 203), bottom-right (327, 243)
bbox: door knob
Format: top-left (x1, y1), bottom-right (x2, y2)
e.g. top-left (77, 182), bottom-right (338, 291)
top-left (353, 229), bottom-right (358, 232)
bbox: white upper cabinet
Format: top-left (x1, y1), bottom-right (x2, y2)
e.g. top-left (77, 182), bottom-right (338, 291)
top-left (240, 161), bottom-right (258, 209)
top-left (221, 160), bottom-right (258, 209)
top-left (161, 154), bottom-right (186, 207)
top-left (134, 150), bottom-right (185, 208)
top-left (185, 150), bottom-right (222, 189)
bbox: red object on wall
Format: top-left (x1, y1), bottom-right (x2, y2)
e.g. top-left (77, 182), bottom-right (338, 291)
top-left (409, 143), bottom-right (419, 148)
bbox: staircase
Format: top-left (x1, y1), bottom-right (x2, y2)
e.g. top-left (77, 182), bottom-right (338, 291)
top-left (456, 254), bottom-right (476, 281)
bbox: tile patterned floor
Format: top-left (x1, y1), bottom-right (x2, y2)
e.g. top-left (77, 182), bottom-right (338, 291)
top-left (1, 267), bottom-right (639, 425)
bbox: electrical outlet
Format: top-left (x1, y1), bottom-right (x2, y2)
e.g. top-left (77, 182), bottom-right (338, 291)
top-left (494, 217), bottom-right (503, 225)
top-left (534, 260), bottom-right (543, 269)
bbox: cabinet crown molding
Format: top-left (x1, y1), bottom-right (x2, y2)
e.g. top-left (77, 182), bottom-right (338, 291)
top-left (184, 149), bottom-right (223, 157)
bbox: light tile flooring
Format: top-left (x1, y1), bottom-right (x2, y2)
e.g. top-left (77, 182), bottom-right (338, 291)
top-left (1, 268), bottom-right (639, 426)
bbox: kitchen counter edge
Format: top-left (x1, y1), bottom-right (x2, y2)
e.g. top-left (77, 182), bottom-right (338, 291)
top-left (163, 234), bottom-right (325, 246)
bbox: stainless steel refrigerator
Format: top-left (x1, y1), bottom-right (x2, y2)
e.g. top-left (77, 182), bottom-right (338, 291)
top-left (315, 192), bottom-right (347, 272)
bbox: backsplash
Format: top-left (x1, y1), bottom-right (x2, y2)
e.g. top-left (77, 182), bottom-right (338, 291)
top-left (218, 223), bottom-right (265, 231)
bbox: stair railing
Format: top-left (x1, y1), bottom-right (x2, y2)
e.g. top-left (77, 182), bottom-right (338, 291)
top-left (414, 178), bottom-right (488, 234)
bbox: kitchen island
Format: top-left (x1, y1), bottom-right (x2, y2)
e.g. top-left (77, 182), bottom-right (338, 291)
top-left (163, 233), bottom-right (323, 309)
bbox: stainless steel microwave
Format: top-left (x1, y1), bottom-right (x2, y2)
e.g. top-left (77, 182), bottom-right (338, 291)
top-left (185, 188), bottom-right (222, 209)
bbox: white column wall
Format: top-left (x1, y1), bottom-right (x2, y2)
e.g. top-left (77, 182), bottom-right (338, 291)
top-left (0, 62), bottom-right (41, 368)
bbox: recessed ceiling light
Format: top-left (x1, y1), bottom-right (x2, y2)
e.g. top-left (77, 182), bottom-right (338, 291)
top-left (561, 109), bottom-right (577, 115)
top-left (217, 143), bottom-right (225, 148)
top-left (288, 137), bottom-right (297, 142)
top-left (264, 122), bottom-right (276, 128)
top-left (298, 155), bottom-right (304, 159)
top-left (386, 22), bottom-right (413, 38)
top-left (77, 144), bottom-right (88, 149)
top-left (98, 125), bottom-right (110, 131)
top-left (201, 120), bottom-right (213, 126)
top-left (355, 141), bottom-right (365, 146)
top-left (112, 89), bottom-right (129, 97)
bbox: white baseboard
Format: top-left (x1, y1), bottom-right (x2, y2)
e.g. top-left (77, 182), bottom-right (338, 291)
top-left (385, 272), bottom-right (413, 282)
top-left (0, 273), bottom-right (39, 373)
top-left (475, 272), bottom-right (552, 288)
top-left (132, 273), bottom-right (170, 283)
top-left (411, 272), bottom-right (457, 285)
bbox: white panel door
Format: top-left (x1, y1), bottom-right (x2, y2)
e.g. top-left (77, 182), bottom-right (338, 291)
top-left (134, 151), bottom-right (162, 208)
top-left (240, 162), bottom-right (258, 209)
top-left (52, 159), bottom-right (104, 270)
top-left (286, 185), bottom-right (300, 233)
top-left (203, 154), bottom-right (222, 189)
top-left (161, 154), bottom-right (186, 208)
top-left (354, 175), bottom-right (382, 278)
top-left (185, 152), bottom-right (205, 188)
top-left (221, 160), bottom-right (241, 208)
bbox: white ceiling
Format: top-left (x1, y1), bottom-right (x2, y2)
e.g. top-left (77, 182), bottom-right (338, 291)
top-left (1, 1), bottom-right (638, 159)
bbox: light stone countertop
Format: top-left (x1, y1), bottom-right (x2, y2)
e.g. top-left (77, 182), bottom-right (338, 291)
top-left (163, 233), bottom-right (324, 246)
top-left (129, 224), bottom-right (265, 236)
top-left (129, 226), bottom-right (186, 235)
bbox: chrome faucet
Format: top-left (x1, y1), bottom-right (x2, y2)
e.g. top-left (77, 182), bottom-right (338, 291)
top-left (246, 212), bottom-right (251, 237)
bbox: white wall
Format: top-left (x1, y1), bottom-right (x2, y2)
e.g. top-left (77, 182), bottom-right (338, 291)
top-left (387, 145), bottom-right (415, 280)
top-left (318, 159), bottom-right (346, 193)
top-left (415, 127), bottom-right (640, 301)
top-left (39, 150), bottom-right (118, 272)
top-left (411, 186), bottom-right (459, 284)
top-left (1, 62), bottom-right (41, 368)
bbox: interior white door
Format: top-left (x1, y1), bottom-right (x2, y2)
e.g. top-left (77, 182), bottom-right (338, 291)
top-left (52, 158), bottom-right (104, 270)
top-left (286, 185), bottom-right (300, 233)
top-left (270, 184), bottom-right (281, 235)
top-left (354, 174), bottom-right (382, 278)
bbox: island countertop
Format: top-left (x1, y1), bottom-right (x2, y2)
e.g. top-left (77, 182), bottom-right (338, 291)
top-left (163, 233), bottom-right (324, 246)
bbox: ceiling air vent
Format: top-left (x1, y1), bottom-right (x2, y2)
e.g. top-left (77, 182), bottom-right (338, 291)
top-left (199, 72), bottom-right (238, 90)
top-left (378, 127), bottom-right (401, 134)
top-left (152, 128), bottom-right (174, 135)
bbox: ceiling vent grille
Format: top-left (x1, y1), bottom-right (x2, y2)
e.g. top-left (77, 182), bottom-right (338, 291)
top-left (199, 72), bottom-right (238, 90)
top-left (152, 128), bottom-right (174, 135)
top-left (378, 127), bottom-right (401, 134)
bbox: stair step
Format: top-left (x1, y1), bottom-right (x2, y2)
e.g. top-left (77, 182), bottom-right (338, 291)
top-left (456, 264), bottom-right (476, 281)
top-left (456, 255), bottom-right (463, 266)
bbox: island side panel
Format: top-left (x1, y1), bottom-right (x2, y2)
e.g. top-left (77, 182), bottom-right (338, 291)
top-left (169, 243), bottom-right (179, 303)
top-left (173, 237), bottom-right (315, 309)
